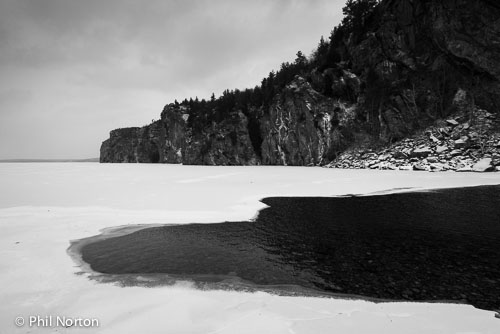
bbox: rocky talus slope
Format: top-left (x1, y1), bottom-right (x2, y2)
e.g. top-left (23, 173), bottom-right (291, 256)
top-left (327, 106), bottom-right (500, 172)
top-left (101, 0), bottom-right (500, 172)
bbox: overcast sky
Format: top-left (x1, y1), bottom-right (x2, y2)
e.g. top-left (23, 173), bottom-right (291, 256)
top-left (0, 0), bottom-right (344, 159)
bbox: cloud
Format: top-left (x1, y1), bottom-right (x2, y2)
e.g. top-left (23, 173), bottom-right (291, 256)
top-left (0, 0), bottom-right (344, 159)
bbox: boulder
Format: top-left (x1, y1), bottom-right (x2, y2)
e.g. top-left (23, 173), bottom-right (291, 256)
top-left (439, 127), bottom-right (451, 137)
top-left (429, 134), bottom-right (440, 143)
top-left (436, 146), bottom-right (448, 154)
top-left (378, 154), bottom-right (391, 161)
top-left (472, 158), bottom-right (495, 172)
top-left (454, 138), bottom-right (468, 149)
top-left (393, 151), bottom-right (408, 159)
top-left (411, 147), bottom-right (432, 158)
top-left (456, 165), bottom-right (473, 172)
top-left (413, 164), bottom-right (429, 171)
top-left (430, 163), bottom-right (445, 171)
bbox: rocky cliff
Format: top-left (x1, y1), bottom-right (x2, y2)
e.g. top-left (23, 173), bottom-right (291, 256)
top-left (100, 0), bottom-right (500, 170)
top-left (259, 77), bottom-right (354, 166)
top-left (100, 121), bottom-right (165, 163)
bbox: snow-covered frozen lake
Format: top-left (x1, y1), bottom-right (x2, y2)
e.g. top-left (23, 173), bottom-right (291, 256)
top-left (1, 163), bottom-right (499, 333)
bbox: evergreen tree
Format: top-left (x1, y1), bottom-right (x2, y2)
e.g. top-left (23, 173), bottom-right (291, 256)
top-left (173, 1), bottom-right (384, 134)
top-left (295, 50), bottom-right (307, 66)
top-left (342, 0), bottom-right (378, 39)
top-left (317, 36), bottom-right (328, 56)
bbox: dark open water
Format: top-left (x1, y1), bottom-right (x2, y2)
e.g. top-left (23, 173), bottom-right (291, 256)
top-left (81, 185), bottom-right (500, 311)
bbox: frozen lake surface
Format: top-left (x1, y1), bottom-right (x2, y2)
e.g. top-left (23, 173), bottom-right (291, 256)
top-left (1, 163), bottom-right (500, 333)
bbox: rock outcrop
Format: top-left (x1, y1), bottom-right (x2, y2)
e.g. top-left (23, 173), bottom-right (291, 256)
top-left (100, 0), bottom-right (500, 171)
top-left (182, 110), bottom-right (258, 165)
top-left (101, 77), bottom-right (354, 165)
top-left (260, 77), bottom-right (354, 166)
top-left (100, 121), bottom-right (165, 163)
top-left (327, 109), bottom-right (500, 172)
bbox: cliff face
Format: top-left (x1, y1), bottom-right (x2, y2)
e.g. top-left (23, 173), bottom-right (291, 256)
top-left (101, 76), bottom-right (356, 165)
top-left (260, 77), bottom-right (354, 165)
top-left (100, 121), bottom-right (165, 163)
top-left (100, 0), bottom-right (500, 167)
top-left (182, 110), bottom-right (258, 165)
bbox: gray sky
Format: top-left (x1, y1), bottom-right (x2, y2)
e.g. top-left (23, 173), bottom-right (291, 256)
top-left (0, 0), bottom-right (344, 159)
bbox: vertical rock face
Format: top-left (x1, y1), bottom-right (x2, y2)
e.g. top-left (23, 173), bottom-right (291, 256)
top-left (99, 121), bottom-right (165, 163)
top-left (101, 104), bottom-right (260, 165)
top-left (429, 0), bottom-right (500, 82)
top-left (160, 105), bottom-right (188, 163)
top-left (100, 77), bottom-right (355, 165)
top-left (100, 0), bottom-right (500, 166)
top-left (183, 110), bottom-right (258, 165)
top-left (260, 77), bottom-right (353, 165)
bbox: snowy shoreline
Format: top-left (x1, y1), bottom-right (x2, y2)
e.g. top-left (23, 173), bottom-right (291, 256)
top-left (1, 163), bottom-right (500, 333)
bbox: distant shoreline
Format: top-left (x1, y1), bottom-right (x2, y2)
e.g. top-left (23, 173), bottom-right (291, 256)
top-left (0, 158), bottom-right (99, 163)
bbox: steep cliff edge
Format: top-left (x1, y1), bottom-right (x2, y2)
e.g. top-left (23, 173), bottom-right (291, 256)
top-left (100, 121), bottom-right (165, 163)
top-left (100, 0), bottom-right (500, 170)
top-left (260, 77), bottom-right (354, 166)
